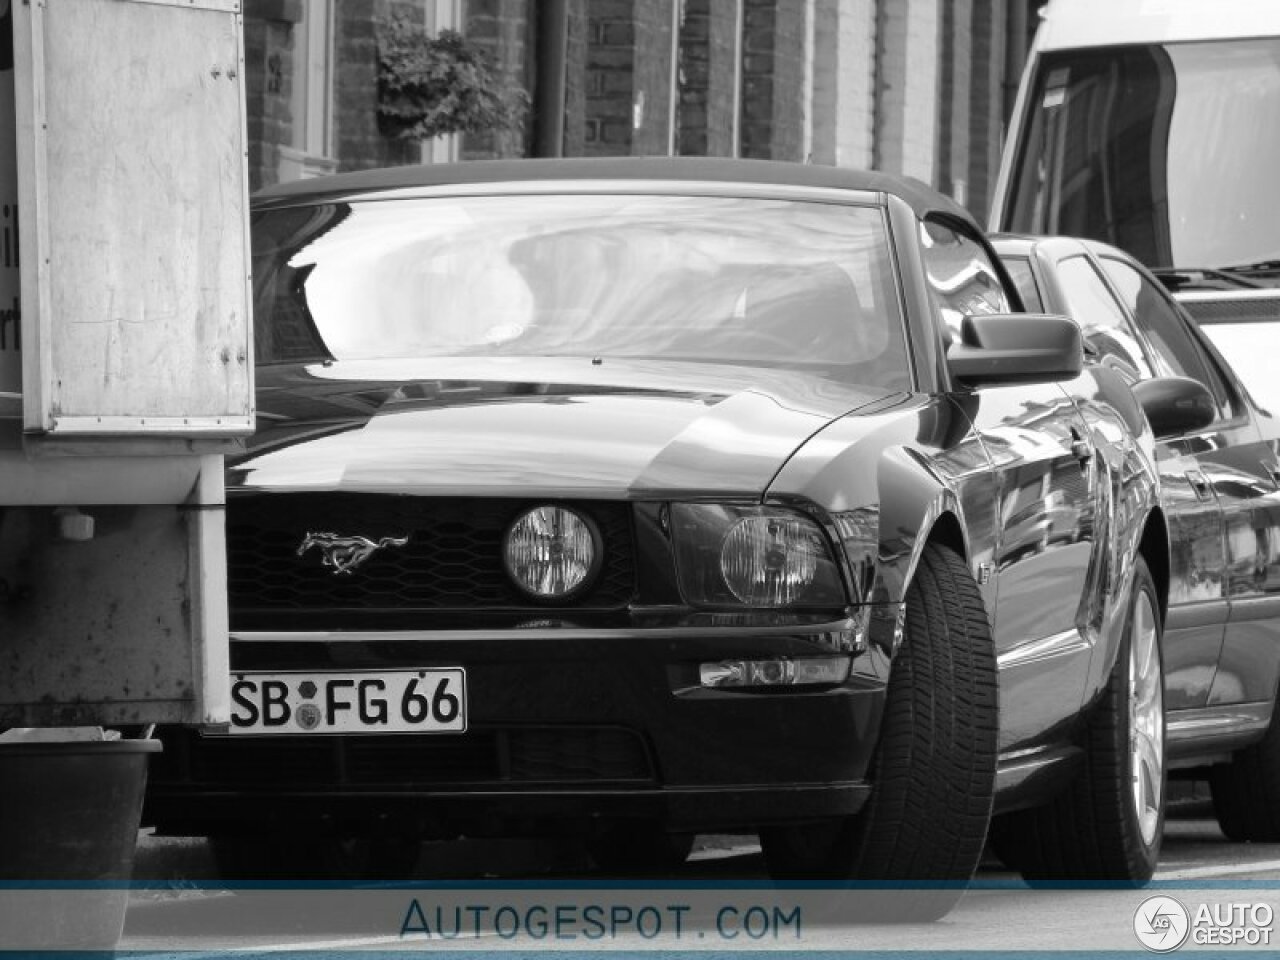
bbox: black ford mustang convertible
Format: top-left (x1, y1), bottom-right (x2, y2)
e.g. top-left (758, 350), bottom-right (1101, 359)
top-left (144, 160), bottom-right (1204, 907)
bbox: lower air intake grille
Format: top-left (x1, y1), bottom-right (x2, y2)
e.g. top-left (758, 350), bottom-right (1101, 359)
top-left (153, 726), bottom-right (655, 789)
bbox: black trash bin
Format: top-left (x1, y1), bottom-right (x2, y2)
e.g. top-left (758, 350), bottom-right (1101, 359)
top-left (0, 737), bottom-right (160, 950)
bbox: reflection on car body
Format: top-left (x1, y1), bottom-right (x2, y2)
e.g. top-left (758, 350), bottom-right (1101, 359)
top-left (144, 161), bottom-right (1174, 913)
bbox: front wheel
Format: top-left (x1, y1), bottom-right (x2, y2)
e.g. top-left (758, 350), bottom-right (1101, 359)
top-left (990, 555), bottom-right (1165, 883)
top-left (759, 543), bottom-right (998, 921)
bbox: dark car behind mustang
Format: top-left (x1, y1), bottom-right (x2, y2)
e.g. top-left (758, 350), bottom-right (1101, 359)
top-left (142, 159), bottom-right (1214, 915)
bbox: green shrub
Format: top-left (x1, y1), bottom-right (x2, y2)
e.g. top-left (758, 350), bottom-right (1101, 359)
top-left (376, 16), bottom-right (529, 141)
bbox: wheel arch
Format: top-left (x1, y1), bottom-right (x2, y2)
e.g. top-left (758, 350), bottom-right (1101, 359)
top-left (863, 442), bottom-right (975, 608)
top-left (1075, 503), bottom-right (1170, 725)
top-left (871, 504), bottom-right (974, 662)
top-left (925, 510), bottom-right (968, 564)
top-left (894, 496), bottom-right (973, 601)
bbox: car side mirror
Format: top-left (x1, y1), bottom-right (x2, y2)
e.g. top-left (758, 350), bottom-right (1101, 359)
top-left (1130, 376), bottom-right (1217, 440)
top-left (947, 313), bottom-right (1083, 388)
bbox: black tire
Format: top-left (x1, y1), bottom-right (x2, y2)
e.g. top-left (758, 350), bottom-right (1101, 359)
top-left (759, 542), bottom-right (998, 921)
top-left (587, 823), bottom-right (695, 874)
top-left (1209, 696), bottom-right (1280, 841)
top-left (989, 556), bottom-right (1165, 883)
top-left (209, 834), bottom-right (421, 882)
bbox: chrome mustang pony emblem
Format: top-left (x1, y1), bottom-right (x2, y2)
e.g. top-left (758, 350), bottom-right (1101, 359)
top-left (296, 532), bottom-right (411, 575)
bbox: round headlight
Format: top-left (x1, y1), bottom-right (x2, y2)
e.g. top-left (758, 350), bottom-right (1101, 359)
top-left (503, 506), bottom-right (601, 601)
top-left (720, 515), bottom-right (820, 606)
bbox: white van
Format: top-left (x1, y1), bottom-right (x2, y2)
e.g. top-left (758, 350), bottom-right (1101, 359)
top-left (992, 0), bottom-right (1280, 287)
top-left (992, 0), bottom-right (1280, 467)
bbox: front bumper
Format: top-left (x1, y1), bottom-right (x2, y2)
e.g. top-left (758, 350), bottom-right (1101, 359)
top-left (144, 624), bottom-right (887, 837)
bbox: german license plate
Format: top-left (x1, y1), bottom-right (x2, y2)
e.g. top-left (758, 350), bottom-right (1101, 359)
top-left (227, 669), bottom-right (467, 735)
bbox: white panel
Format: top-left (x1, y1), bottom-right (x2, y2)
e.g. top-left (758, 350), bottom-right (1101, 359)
top-left (801, 0), bottom-right (814, 161)
top-left (15, 0), bottom-right (253, 436)
top-left (900, 0), bottom-right (939, 184)
top-left (189, 455), bottom-right (231, 726)
top-left (1039, 0), bottom-right (1280, 50)
top-left (835, 0), bottom-right (876, 169)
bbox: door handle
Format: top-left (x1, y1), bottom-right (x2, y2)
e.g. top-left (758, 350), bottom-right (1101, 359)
top-left (1070, 427), bottom-right (1092, 467)
top-left (1187, 470), bottom-right (1211, 500)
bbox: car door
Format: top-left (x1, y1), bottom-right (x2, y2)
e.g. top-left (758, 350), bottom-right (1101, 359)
top-left (1098, 254), bottom-right (1280, 711)
top-left (1045, 252), bottom-right (1229, 712)
top-left (923, 220), bottom-right (1097, 752)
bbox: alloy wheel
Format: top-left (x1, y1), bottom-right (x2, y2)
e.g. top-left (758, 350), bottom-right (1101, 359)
top-left (1129, 588), bottom-right (1164, 848)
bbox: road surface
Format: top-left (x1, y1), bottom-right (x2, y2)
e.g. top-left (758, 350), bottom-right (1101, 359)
top-left (109, 814), bottom-right (1280, 954)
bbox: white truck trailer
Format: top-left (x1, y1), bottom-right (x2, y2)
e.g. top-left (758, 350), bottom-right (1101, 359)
top-left (0, 0), bottom-right (252, 948)
top-left (0, 0), bottom-right (250, 727)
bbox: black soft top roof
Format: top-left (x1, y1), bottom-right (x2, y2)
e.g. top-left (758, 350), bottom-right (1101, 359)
top-left (254, 156), bottom-right (974, 223)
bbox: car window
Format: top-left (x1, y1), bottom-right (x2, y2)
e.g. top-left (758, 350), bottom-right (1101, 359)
top-left (1002, 256), bottom-right (1044, 312)
top-left (920, 219), bottom-right (1010, 342)
top-left (1053, 255), bottom-right (1152, 382)
top-left (252, 194), bottom-right (911, 389)
top-left (1099, 255), bottom-right (1233, 419)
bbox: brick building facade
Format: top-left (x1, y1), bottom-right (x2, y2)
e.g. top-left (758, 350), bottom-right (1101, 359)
top-left (242, 0), bottom-right (1038, 224)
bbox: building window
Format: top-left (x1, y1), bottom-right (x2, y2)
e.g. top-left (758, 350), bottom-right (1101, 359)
top-left (278, 0), bottom-right (338, 181)
top-left (674, 0), bottom-right (744, 157)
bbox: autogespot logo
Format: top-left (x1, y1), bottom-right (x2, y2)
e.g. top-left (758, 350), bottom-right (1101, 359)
top-left (1134, 895), bottom-right (1191, 953)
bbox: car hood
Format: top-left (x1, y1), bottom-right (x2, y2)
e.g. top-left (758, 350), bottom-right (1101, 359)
top-left (229, 357), bottom-right (900, 498)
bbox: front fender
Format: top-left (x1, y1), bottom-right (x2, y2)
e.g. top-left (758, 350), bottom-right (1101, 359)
top-left (767, 394), bottom-right (992, 628)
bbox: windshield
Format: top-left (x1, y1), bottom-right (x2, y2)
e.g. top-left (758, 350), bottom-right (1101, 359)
top-left (251, 193), bottom-right (910, 388)
top-left (1005, 38), bottom-right (1280, 275)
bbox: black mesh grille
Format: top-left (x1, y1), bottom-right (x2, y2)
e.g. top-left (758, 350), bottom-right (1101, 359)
top-left (227, 496), bottom-right (636, 612)
top-left (1181, 295), bottom-right (1280, 325)
top-left (154, 726), bottom-right (654, 788)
